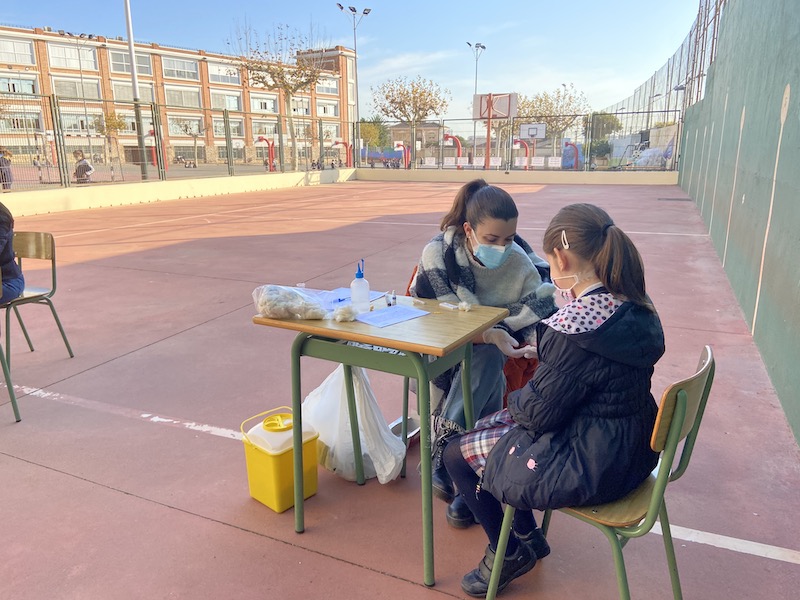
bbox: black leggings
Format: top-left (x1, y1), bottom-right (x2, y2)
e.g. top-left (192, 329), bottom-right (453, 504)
top-left (443, 437), bottom-right (537, 554)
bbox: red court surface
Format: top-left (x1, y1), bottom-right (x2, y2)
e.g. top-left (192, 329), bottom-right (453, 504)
top-left (1, 181), bottom-right (799, 599)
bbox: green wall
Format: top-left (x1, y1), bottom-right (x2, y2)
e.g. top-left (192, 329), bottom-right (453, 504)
top-left (679, 0), bottom-right (800, 445)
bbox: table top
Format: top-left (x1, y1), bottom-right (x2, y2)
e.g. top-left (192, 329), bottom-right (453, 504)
top-left (252, 297), bottom-right (508, 357)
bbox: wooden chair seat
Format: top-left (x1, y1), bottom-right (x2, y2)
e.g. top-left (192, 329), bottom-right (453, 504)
top-left (563, 473), bottom-right (656, 528)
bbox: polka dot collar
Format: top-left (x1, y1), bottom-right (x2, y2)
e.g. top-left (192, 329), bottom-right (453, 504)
top-left (543, 292), bottom-right (623, 334)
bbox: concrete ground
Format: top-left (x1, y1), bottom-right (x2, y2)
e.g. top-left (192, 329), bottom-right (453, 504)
top-left (1, 181), bottom-right (798, 599)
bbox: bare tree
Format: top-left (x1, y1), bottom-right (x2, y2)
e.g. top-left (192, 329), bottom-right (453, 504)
top-left (94, 111), bottom-right (126, 166)
top-left (171, 118), bottom-right (204, 164)
top-left (518, 83), bottom-right (590, 153)
top-left (229, 24), bottom-right (327, 171)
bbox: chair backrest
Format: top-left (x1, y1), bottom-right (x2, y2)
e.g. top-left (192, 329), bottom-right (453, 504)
top-left (651, 345), bottom-right (715, 482)
top-left (13, 231), bottom-right (57, 294)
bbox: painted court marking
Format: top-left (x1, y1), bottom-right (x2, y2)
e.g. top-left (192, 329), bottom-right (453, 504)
top-left (9, 383), bottom-right (800, 566)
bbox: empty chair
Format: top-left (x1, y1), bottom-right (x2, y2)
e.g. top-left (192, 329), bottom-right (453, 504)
top-left (1, 232), bottom-right (74, 367)
top-left (487, 345), bottom-right (715, 600)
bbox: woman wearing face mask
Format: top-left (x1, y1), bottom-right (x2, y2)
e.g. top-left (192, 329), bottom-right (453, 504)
top-left (441, 203), bottom-right (665, 596)
top-left (410, 178), bottom-right (558, 529)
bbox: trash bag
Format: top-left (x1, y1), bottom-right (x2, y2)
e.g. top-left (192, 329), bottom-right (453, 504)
top-left (302, 364), bottom-right (406, 484)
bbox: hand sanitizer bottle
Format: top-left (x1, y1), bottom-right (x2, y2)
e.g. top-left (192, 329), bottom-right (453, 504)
top-left (350, 259), bottom-right (370, 314)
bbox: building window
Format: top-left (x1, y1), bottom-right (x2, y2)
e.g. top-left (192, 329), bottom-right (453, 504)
top-left (109, 51), bottom-right (152, 76)
top-left (173, 145), bottom-right (206, 161)
top-left (49, 43), bottom-right (97, 70)
top-left (53, 77), bottom-right (101, 99)
top-left (210, 90), bottom-right (242, 111)
top-left (251, 120), bottom-right (277, 136)
top-left (0, 38), bottom-right (35, 65)
top-left (164, 86), bottom-right (202, 108)
top-left (212, 118), bottom-right (244, 137)
top-left (317, 100), bottom-right (339, 117)
top-left (316, 77), bottom-right (339, 95)
top-left (0, 112), bottom-right (42, 132)
top-left (208, 62), bottom-right (240, 85)
top-left (322, 123), bottom-right (340, 139)
top-left (111, 82), bottom-right (155, 102)
top-left (168, 116), bottom-right (203, 136)
top-left (116, 113), bottom-right (153, 134)
top-left (291, 97), bottom-right (310, 115)
top-left (61, 113), bottom-right (100, 133)
top-left (162, 57), bottom-right (199, 80)
top-left (217, 146), bottom-right (244, 160)
top-left (0, 77), bottom-right (37, 94)
top-left (250, 94), bottom-right (278, 113)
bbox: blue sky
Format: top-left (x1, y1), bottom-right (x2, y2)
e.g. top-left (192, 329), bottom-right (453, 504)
top-left (4, 1), bottom-right (699, 119)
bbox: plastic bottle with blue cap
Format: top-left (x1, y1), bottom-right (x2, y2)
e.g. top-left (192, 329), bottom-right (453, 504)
top-left (350, 258), bottom-right (370, 314)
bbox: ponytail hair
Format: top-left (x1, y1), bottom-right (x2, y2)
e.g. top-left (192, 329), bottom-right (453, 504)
top-left (542, 203), bottom-right (652, 309)
top-left (440, 178), bottom-right (518, 233)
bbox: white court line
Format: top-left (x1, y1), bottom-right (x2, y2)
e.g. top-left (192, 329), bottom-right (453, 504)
top-left (10, 383), bottom-right (799, 565)
top-left (652, 523), bottom-right (800, 565)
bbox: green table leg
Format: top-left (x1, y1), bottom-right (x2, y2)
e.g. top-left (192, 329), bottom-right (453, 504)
top-left (291, 333), bottom-right (308, 533)
top-left (342, 364), bottom-right (366, 485)
top-left (409, 353), bottom-right (435, 587)
top-left (461, 342), bottom-right (475, 429)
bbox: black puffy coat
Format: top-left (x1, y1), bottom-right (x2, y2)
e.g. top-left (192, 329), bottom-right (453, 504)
top-left (483, 290), bottom-right (665, 511)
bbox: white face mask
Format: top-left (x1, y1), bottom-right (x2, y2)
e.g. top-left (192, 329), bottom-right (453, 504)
top-left (552, 274), bottom-right (579, 301)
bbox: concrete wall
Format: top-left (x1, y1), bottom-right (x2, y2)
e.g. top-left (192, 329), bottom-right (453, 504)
top-left (678, 0), bottom-right (800, 444)
top-left (2, 168), bottom-right (677, 217)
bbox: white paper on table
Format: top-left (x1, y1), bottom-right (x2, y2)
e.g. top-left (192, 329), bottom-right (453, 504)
top-left (355, 305), bottom-right (429, 328)
top-left (316, 287), bottom-right (385, 311)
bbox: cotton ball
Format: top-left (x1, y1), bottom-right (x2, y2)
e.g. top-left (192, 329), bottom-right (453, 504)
top-left (333, 305), bottom-right (358, 322)
top-left (458, 301), bottom-right (472, 312)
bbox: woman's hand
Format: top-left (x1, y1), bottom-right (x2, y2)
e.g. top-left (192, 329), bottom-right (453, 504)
top-left (482, 328), bottom-right (530, 358)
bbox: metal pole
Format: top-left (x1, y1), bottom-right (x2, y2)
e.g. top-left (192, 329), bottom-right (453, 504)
top-left (337, 6), bottom-right (371, 168)
top-left (124, 0), bottom-right (149, 180)
top-left (467, 42), bottom-right (485, 167)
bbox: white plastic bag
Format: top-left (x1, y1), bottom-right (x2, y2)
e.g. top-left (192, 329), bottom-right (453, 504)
top-left (252, 284), bottom-right (328, 320)
top-left (302, 364), bottom-right (406, 484)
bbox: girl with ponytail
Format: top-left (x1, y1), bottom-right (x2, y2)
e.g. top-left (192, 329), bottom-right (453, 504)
top-left (441, 203), bottom-right (665, 596)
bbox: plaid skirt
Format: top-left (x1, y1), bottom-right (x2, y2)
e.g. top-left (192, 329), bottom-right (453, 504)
top-left (459, 408), bottom-right (518, 476)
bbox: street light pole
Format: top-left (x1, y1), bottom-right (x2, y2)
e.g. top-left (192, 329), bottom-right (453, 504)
top-left (467, 42), bottom-right (485, 165)
top-left (337, 4), bottom-right (371, 167)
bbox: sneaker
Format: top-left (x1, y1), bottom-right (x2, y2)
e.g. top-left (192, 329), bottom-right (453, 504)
top-left (516, 527), bottom-right (551, 559)
top-left (461, 542), bottom-right (536, 597)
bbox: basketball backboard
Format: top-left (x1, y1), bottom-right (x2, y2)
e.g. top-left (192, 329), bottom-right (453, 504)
top-left (473, 93), bottom-right (518, 119)
top-left (519, 123), bottom-right (547, 139)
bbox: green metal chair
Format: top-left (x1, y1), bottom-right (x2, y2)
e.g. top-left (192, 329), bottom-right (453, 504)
top-left (2, 232), bottom-right (74, 368)
top-left (0, 272), bottom-right (20, 422)
top-left (487, 345), bottom-right (715, 600)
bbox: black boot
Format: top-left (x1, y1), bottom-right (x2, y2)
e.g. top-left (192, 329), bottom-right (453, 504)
top-left (446, 494), bottom-right (477, 528)
top-left (516, 527), bottom-right (551, 559)
top-left (431, 462), bottom-right (455, 503)
top-left (461, 542), bottom-right (536, 597)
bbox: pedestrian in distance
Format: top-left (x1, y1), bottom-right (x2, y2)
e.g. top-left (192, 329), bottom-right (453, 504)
top-left (0, 148), bottom-right (13, 191)
top-left (73, 150), bottom-right (95, 184)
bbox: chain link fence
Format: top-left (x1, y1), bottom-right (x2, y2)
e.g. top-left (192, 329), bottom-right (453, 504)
top-left (1, 92), bottom-right (680, 192)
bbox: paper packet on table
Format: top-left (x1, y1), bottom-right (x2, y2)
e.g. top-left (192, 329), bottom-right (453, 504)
top-left (252, 284), bottom-right (329, 320)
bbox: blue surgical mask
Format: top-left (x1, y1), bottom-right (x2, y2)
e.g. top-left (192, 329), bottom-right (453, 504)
top-left (470, 231), bottom-right (513, 269)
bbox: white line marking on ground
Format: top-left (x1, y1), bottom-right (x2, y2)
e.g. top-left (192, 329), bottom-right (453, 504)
top-left (12, 383), bottom-right (799, 565)
top-left (652, 523), bottom-right (800, 565)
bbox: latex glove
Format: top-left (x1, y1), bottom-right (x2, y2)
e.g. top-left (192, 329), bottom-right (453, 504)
top-left (482, 328), bottom-right (529, 358)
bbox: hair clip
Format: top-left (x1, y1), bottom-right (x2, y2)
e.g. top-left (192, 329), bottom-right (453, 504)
top-left (561, 229), bottom-right (570, 249)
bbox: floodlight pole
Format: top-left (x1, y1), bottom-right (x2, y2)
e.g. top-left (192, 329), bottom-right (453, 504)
top-left (337, 4), bottom-right (371, 167)
top-left (124, 0), bottom-right (149, 179)
top-left (467, 42), bottom-right (485, 166)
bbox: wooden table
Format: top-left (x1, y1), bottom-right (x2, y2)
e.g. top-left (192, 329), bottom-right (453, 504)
top-left (253, 297), bottom-right (508, 586)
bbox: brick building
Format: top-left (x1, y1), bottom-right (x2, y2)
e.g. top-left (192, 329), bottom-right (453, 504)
top-left (0, 24), bottom-right (355, 166)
